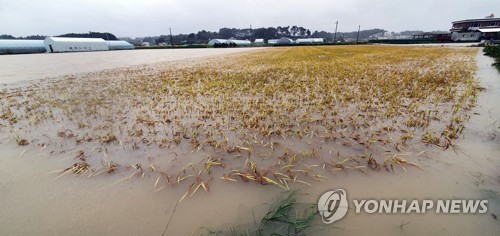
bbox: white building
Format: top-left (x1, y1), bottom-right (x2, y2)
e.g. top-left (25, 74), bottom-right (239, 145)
top-left (44, 37), bottom-right (109, 53)
top-left (296, 38), bottom-right (324, 44)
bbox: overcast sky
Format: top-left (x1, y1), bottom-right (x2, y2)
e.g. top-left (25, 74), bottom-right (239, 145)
top-left (0, 0), bottom-right (495, 37)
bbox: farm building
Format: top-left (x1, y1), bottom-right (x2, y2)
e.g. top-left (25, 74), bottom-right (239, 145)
top-left (296, 38), bottom-right (324, 44)
top-left (0, 40), bottom-right (46, 55)
top-left (207, 39), bottom-right (229, 45)
top-left (277, 37), bottom-right (294, 45)
top-left (44, 37), bottom-right (109, 53)
top-left (107, 40), bottom-right (134, 50)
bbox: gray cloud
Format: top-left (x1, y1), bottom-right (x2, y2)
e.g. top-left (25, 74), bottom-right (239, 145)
top-left (0, 0), bottom-right (495, 37)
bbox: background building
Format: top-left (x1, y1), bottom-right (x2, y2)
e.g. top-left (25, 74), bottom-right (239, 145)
top-left (450, 16), bottom-right (500, 41)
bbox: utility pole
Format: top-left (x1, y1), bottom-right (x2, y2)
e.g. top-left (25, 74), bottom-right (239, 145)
top-left (250, 24), bottom-right (253, 42)
top-left (356, 25), bottom-right (361, 44)
top-left (333, 21), bottom-right (338, 44)
top-left (169, 28), bottom-right (174, 47)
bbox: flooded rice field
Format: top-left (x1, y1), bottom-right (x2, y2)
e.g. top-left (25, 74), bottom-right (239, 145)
top-left (0, 46), bottom-right (499, 235)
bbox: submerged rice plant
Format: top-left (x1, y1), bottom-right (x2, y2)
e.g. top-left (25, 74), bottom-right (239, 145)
top-left (198, 190), bottom-right (318, 236)
top-left (258, 190), bottom-right (317, 235)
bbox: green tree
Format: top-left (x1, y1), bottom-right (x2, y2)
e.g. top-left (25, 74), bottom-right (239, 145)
top-left (218, 28), bottom-right (235, 39)
top-left (0, 34), bottom-right (16, 39)
top-left (187, 33), bottom-right (196, 44)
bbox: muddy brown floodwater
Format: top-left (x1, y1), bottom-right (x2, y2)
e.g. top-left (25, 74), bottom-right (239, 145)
top-left (1, 47), bottom-right (500, 235)
top-left (0, 48), bottom-right (263, 84)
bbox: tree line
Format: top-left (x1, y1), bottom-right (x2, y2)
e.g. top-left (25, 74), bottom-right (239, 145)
top-left (57, 32), bottom-right (118, 40)
top-left (0, 34), bottom-right (47, 40)
top-left (0, 32), bottom-right (117, 40)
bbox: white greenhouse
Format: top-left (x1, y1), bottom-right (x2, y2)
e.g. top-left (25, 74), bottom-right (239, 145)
top-left (268, 39), bottom-right (278, 44)
top-left (227, 39), bottom-right (251, 45)
top-left (0, 40), bottom-right (46, 55)
top-left (44, 37), bottom-right (109, 53)
top-left (277, 37), bottom-right (294, 45)
top-left (254, 39), bottom-right (264, 44)
top-left (107, 40), bottom-right (134, 50)
top-left (296, 38), bottom-right (325, 44)
top-left (207, 39), bottom-right (229, 45)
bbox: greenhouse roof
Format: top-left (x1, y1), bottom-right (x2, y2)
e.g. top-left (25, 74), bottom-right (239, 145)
top-left (107, 40), bottom-right (132, 45)
top-left (46, 37), bottom-right (106, 42)
top-left (227, 39), bottom-right (251, 44)
top-left (0, 39), bottom-right (45, 48)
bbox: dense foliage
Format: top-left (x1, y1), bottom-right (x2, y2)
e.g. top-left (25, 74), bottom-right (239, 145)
top-left (484, 45), bottom-right (500, 70)
top-left (0, 32), bottom-right (116, 40)
top-left (0, 34), bottom-right (47, 40)
top-left (57, 32), bottom-right (117, 40)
